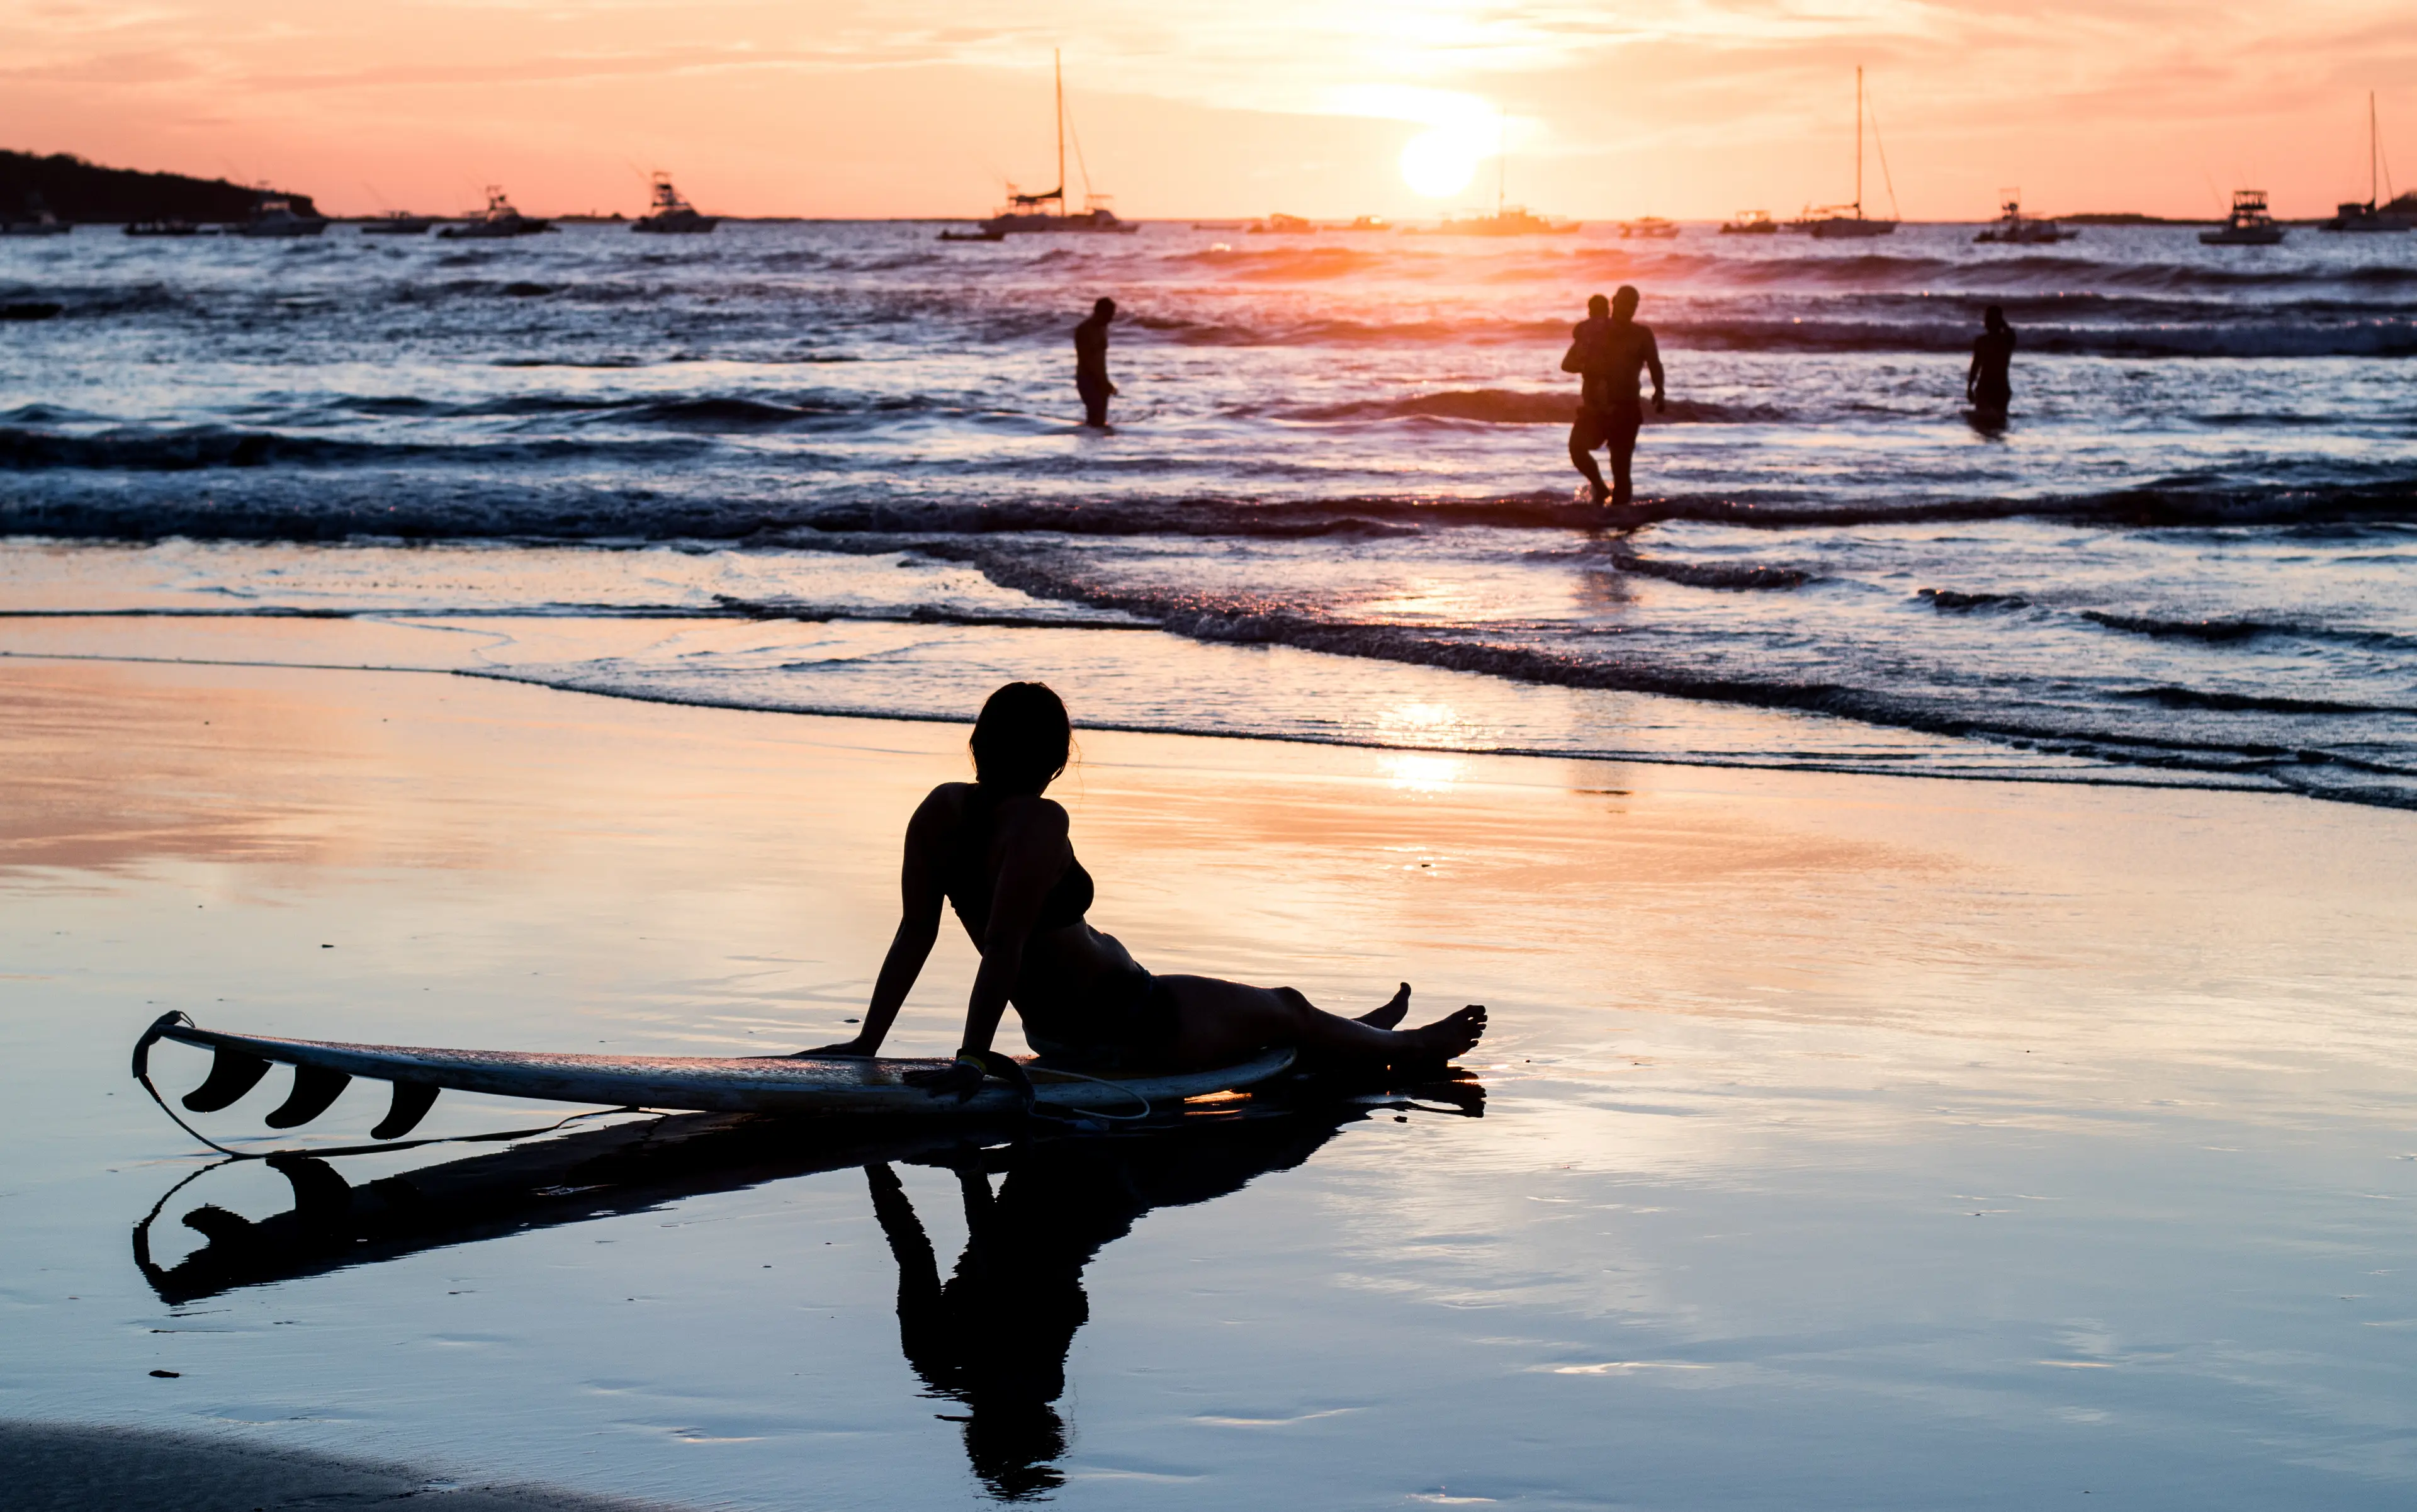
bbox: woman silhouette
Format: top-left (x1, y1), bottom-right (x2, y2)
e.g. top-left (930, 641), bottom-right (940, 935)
top-left (803, 683), bottom-right (1485, 1092)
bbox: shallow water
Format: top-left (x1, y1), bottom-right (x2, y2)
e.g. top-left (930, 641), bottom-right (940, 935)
top-left (3, 221), bottom-right (2413, 804)
top-left (4, 662), bottom-right (2414, 1508)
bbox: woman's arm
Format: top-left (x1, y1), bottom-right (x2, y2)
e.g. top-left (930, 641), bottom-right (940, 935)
top-left (797, 789), bottom-right (950, 1056)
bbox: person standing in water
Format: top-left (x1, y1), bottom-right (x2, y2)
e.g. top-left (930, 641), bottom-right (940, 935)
top-left (1967, 305), bottom-right (2015, 422)
top-left (1073, 297), bottom-right (1118, 428)
top-left (1563, 286), bottom-right (1665, 508)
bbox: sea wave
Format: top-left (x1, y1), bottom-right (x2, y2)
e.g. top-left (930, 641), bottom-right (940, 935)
top-left (0, 425), bottom-right (711, 471)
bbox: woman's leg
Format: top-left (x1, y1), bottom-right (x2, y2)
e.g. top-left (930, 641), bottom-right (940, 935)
top-left (1158, 974), bottom-right (1483, 1068)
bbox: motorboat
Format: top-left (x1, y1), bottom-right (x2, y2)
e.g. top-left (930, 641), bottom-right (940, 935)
top-left (969, 52), bottom-right (1140, 237)
top-left (1719, 210), bottom-right (1776, 235)
top-left (1975, 195), bottom-right (2078, 244)
top-left (2320, 94), bottom-right (2411, 233)
top-left (233, 197), bottom-right (328, 237)
top-left (1620, 217), bottom-right (1680, 239)
top-left (1800, 67), bottom-right (1898, 239)
top-left (2200, 189), bottom-right (2284, 245)
top-left (439, 188), bottom-right (554, 239)
top-left (125, 220), bottom-right (203, 237)
top-left (1344, 215), bottom-right (1392, 232)
top-left (360, 212), bottom-right (437, 235)
top-left (632, 174), bottom-right (716, 234)
top-left (1249, 213), bottom-right (1315, 235)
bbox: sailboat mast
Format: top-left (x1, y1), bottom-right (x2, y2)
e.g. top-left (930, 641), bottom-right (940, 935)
top-left (2372, 91), bottom-right (2380, 208)
top-left (1056, 50), bottom-right (1066, 218)
top-left (1856, 66), bottom-right (1864, 217)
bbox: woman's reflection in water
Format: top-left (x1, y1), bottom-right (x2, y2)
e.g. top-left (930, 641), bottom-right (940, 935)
top-left (133, 1085), bottom-right (1480, 1501)
top-left (863, 1112), bottom-right (1364, 1499)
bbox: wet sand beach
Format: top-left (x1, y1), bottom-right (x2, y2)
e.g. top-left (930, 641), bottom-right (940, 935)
top-left (3, 628), bottom-right (2414, 1508)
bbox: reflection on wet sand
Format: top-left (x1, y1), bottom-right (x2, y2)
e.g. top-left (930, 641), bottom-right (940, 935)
top-left (135, 1075), bottom-right (1482, 1500)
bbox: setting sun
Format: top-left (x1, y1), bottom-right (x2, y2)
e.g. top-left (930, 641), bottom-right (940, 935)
top-left (1399, 126), bottom-right (1487, 198)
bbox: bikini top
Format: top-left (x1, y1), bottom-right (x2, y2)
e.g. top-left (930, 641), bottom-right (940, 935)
top-left (944, 786), bottom-right (1094, 940)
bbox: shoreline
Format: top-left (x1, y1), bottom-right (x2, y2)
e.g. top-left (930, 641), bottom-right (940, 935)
top-left (0, 638), bottom-right (2336, 808)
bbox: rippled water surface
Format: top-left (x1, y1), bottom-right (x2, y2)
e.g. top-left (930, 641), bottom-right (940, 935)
top-left (3, 220), bottom-right (2413, 803)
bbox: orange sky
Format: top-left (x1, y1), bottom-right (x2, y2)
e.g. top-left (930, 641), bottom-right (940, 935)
top-left (3, 1), bottom-right (2411, 220)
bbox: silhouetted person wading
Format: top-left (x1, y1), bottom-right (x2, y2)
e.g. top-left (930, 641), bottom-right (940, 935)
top-left (1968, 305), bottom-right (2015, 420)
top-left (1074, 297), bottom-right (1118, 428)
top-left (1564, 287), bottom-right (1665, 508)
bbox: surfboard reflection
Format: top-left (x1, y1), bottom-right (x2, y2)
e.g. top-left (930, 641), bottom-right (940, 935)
top-left (133, 1074), bottom-right (1482, 1500)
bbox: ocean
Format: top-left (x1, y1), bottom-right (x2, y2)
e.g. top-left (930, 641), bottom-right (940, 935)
top-left (3, 219), bottom-right (2413, 804)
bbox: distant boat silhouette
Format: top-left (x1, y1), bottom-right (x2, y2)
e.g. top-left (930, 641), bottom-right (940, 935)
top-left (1, 193), bottom-right (74, 237)
top-left (1796, 67), bottom-right (1899, 239)
top-left (2201, 189), bottom-right (2285, 245)
top-left (234, 196), bottom-right (328, 238)
top-left (973, 52), bottom-right (1138, 237)
top-left (2321, 94), bottom-right (2411, 233)
top-left (359, 212), bottom-right (436, 235)
top-left (1408, 120), bottom-right (1577, 236)
top-left (1975, 193), bottom-right (2077, 244)
top-left (1720, 209), bottom-right (1776, 235)
top-left (1248, 213), bottom-right (1314, 235)
top-left (438, 188), bottom-right (554, 240)
top-left (125, 220), bottom-right (203, 237)
top-left (1620, 217), bottom-right (1680, 239)
top-left (632, 174), bottom-right (716, 234)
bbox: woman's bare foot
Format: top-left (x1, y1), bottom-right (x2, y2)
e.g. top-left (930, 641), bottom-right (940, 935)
top-left (1395, 1005), bottom-right (1485, 1063)
top-left (1358, 983), bottom-right (1412, 1029)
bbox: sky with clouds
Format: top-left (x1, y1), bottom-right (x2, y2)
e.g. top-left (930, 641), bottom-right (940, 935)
top-left (3, 0), bottom-right (2411, 218)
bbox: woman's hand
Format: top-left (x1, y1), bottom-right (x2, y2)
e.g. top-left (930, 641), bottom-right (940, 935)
top-left (792, 1039), bottom-right (872, 1058)
top-left (903, 1053), bottom-right (991, 1102)
top-left (903, 1049), bottom-right (1035, 1104)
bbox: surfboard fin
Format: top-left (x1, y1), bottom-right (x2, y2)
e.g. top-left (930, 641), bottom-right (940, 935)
top-left (371, 1081), bottom-right (441, 1141)
top-left (183, 1046), bottom-right (273, 1112)
top-left (264, 1064), bottom-right (351, 1128)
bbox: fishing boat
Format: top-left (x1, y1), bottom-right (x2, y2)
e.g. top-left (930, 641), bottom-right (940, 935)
top-left (2200, 189), bottom-right (2284, 245)
top-left (1974, 194), bottom-right (2077, 244)
top-left (125, 220), bottom-right (203, 237)
top-left (360, 212), bottom-right (437, 235)
top-left (1344, 214), bottom-right (1392, 232)
top-left (1620, 217), bottom-right (1680, 239)
top-left (1719, 210), bottom-right (1776, 235)
top-left (1249, 213), bottom-right (1314, 235)
top-left (969, 52), bottom-right (1139, 237)
top-left (2321, 94), bottom-right (2411, 233)
top-left (439, 187), bottom-right (554, 239)
top-left (1801, 67), bottom-right (1899, 239)
top-left (233, 196), bottom-right (328, 238)
top-left (632, 174), bottom-right (716, 234)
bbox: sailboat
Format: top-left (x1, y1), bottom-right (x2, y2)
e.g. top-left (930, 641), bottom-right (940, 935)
top-left (2321, 93), bottom-right (2410, 233)
top-left (976, 52), bottom-right (1137, 236)
top-left (1799, 67), bottom-right (1898, 239)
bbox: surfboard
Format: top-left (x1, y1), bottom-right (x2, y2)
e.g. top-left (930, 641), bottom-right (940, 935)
top-left (132, 1013), bottom-right (1295, 1141)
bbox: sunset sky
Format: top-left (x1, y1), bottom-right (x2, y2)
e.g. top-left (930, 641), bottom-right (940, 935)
top-left (4, 0), bottom-right (2411, 221)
